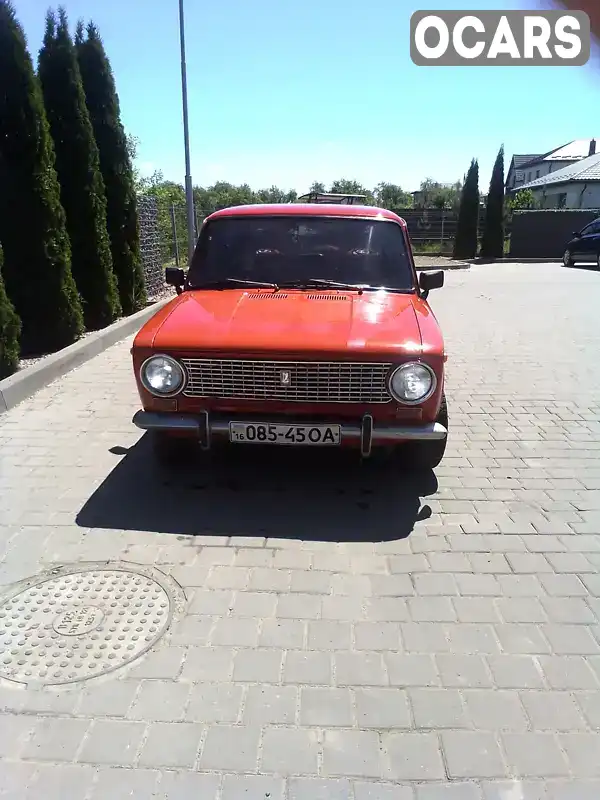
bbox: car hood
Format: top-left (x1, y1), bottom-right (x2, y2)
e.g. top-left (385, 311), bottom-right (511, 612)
top-left (146, 289), bottom-right (440, 357)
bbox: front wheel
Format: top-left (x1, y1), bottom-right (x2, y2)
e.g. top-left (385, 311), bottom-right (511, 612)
top-left (563, 249), bottom-right (574, 268)
top-left (596, 252), bottom-right (600, 270)
top-left (397, 395), bottom-right (448, 470)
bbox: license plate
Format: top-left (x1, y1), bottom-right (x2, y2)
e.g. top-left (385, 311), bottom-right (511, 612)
top-left (229, 422), bottom-right (341, 445)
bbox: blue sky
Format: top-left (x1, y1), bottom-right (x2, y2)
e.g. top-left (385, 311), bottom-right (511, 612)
top-left (15, 0), bottom-right (600, 193)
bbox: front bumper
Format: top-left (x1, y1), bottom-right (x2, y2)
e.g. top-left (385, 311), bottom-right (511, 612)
top-left (133, 410), bottom-right (447, 458)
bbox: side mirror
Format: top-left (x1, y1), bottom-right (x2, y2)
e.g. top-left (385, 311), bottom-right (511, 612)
top-left (165, 267), bottom-right (186, 294)
top-left (419, 270), bottom-right (444, 299)
top-left (572, 231), bottom-right (581, 237)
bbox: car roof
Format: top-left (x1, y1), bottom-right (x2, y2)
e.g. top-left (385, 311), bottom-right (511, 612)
top-left (206, 203), bottom-right (407, 229)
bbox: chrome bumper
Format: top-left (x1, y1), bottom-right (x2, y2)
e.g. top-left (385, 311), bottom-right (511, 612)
top-left (133, 410), bottom-right (447, 457)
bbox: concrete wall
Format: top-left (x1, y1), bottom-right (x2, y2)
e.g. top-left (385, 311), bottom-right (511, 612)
top-left (509, 209), bottom-right (600, 258)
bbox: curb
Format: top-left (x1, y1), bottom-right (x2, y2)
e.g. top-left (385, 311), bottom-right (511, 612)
top-left (0, 297), bottom-right (172, 415)
top-left (466, 257), bottom-right (563, 264)
top-left (415, 263), bottom-right (470, 271)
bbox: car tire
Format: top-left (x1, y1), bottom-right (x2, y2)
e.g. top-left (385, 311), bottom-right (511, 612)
top-left (396, 394), bottom-right (448, 471)
top-left (597, 252), bottom-right (600, 270)
top-left (151, 431), bottom-right (196, 466)
top-left (563, 249), bottom-right (574, 268)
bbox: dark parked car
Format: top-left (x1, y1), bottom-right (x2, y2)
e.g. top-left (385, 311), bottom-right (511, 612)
top-left (563, 217), bottom-right (600, 268)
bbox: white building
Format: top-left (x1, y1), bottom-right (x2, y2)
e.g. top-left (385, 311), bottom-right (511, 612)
top-left (506, 139), bottom-right (598, 194)
top-left (517, 151), bottom-right (600, 209)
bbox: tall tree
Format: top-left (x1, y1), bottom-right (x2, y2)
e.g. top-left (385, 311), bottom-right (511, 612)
top-left (453, 159), bottom-right (480, 260)
top-left (39, 9), bottom-right (120, 331)
top-left (0, 0), bottom-right (83, 355)
top-left (75, 20), bottom-right (146, 314)
top-left (0, 247), bottom-right (21, 379)
top-left (480, 145), bottom-right (505, 258)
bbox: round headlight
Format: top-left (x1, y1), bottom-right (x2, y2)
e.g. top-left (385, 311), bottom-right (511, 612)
top-left (141, 355), bottom-right (185, 396)
top-left (389, 362), bottom-right (436, 404)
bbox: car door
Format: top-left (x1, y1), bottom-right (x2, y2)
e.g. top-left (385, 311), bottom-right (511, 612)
top-left (572, 219), bottom-right (600, 261)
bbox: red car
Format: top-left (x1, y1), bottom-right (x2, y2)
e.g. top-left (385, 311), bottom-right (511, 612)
top-left (131, 195), bottom-right (448, 469)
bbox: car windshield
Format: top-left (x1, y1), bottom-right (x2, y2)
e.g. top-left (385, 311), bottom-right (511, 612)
top-left (186, 215), bottom-right (415, 292)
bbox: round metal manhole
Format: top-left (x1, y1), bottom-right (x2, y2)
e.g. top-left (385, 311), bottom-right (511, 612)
top-left (0, 563), bottom-right (183, 687)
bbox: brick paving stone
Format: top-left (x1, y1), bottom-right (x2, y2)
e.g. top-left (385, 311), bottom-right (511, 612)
top-left (539, 655), bottom-right (600, 689)
top-left (416, 785), bottom-right (483, 800)
top-left (77, 720), bottom-right (145, 766)
top-left (441, 731), bottom-right (506, 779)
top-left (127, 680), bottom-right (189, 721)
top-left (322, 729), bottom-right (383, 778)
top-left (300, 687), bottom-right (354, 726)
top-left (232, 648), bottom-right (282, 682)
top-left (308, 620), bottom-right (353, 649)
top-left (334, 651), bottom-right (388, 686)
top-left (354, 782), bottom-right (414, 800)
top-left (156, 771), bottom-right (221, 799)
top-left (260, 727), bottom-right (319, 775)
top-left (199, 725), bottom-right (260, 771)
top-left (409, 688), bottom-right (468, 728)
top-left (288, 777), bottom-right (354, 800)
top-left (559, 733), bottom-right (600, 777)
top-left (138, 722), bottom-right (202, 768)
top-left (436, 655), bottom-right (493, 688)
top-left (243, 684), bottom-right (297, 724)
top-left (576, 690), bottom-right (600, 727)
top-left (76, 680), bottom-right (139, 717)
top-left (520, 690), bottom-right (588, 731)
top-left (182, 646), bottom-right (235, 682)
top-left (23, 718), bottom-right (90, 762)
top-left (463, 689), bottom-right (528, 731)
top-left (384, 653), bottom-right (440, 687)
top-left (502, 733), bottom-right (570, 777)
top-left (481, 781), bottom-right (546, 800)
top-left (25, 764), bottom-right (97, 800)
top-left (384, 731), bottom-right (445, 780)
top-left (89, 767), bottom-right (160, 799)
top-left (185, 683), bottom-right (243, 723)
top-left (221, 774), bottom-right (285, 800)
top-left (354, 687), bottom-right (411, 728)
top-left (0, 715), bottom-right (37, 758)
top-left (283, 650), bottom-right (332, 684)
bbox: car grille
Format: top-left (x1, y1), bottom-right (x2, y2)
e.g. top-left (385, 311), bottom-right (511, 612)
top-left (181, 359), bottom-right (393, 403)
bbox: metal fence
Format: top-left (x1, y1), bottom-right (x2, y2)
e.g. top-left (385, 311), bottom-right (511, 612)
top-left (137, 195), bottom-right (164, 299)
top-left (142, 202), bottom-right (505, 265)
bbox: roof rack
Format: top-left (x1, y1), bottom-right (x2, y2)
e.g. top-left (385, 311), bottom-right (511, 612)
top-left (297, 192), bottom-right (367, 205)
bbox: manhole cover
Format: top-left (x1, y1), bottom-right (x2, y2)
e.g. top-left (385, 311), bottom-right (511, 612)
top-left (0, 563), bottom-right (181, 686)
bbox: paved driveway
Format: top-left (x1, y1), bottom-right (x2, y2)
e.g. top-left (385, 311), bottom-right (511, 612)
top-left (1, 263), bottom-right (600, 799)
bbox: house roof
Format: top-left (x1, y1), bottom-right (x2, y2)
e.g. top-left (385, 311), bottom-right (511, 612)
top-left (520, 139), bottom-right (598, 169)
top-left (519, 152), bottom-right (600, 190)
top-left (511, 154), bottom-right (542, 170)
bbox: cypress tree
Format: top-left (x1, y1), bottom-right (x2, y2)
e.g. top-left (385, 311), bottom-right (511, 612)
top-left (0, 248), bottom-right (21, 379)
top-left (480, 145), bottom-right (505, 258)
top-left (0, 0), bottom-right (83, 355)
top-left (75, 20), bottom-right (146, 315)
top-left (453, 159), bottom-right (480, 260)
top-left (39, 8), bottom-right (120, 331)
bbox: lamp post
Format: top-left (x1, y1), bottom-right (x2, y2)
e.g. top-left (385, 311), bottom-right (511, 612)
top-left (178, 0), bottom-right (195, 265)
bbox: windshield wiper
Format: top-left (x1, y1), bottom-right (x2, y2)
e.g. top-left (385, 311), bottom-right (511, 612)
top-left (279, 279), bottom-right (413, 295)
top-left (279, 278), bottom-right (367, 293)
top-left (191, 277), bottom-right (279, 290)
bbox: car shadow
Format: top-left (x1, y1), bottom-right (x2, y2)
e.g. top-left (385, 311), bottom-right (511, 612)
top-left (77, 434), bottom-right (438, 543)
